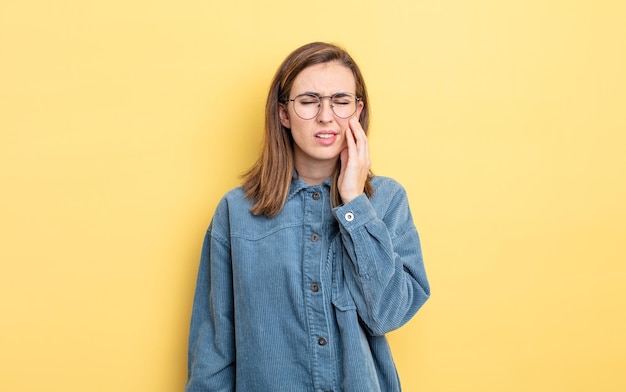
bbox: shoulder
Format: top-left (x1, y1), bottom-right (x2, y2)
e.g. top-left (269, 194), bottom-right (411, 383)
top-left (371, 175), bottom-right (404, 190)
top-left (206, 186), bottom-right (254, 243)
top-left (370, 175), bottom-right (408, 202)
top-left (221, 186), bottom-right (250, 205)
top-left (211, 186), bottom-right (301, 241)
top-left (211, 186), bottom-right (252, 218)
top-left (368, 175), bottom-right (415, 224)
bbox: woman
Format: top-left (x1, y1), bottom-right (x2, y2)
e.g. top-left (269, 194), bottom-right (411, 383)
top-left (185, 42), bottom-right (430, 392)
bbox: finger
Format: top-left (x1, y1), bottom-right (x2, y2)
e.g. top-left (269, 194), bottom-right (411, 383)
top-left (348, 117), bottom-right (369, 161)
top-left (344, 125), bottom-right (356, 153)
top-left (349, 116), bottom-right (366, 138)
top-left (348, 117), bottom-right (368, 153)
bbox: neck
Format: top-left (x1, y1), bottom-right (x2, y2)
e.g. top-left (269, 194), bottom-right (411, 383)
top-left (294, 159), bottom-right (337, 185)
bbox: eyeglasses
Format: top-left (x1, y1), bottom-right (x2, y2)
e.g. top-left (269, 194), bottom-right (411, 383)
top-left (284, 92), bottom-right (361, 120)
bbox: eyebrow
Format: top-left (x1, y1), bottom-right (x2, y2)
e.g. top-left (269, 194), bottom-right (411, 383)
top-left (299, 91), bottom-right (354, 97)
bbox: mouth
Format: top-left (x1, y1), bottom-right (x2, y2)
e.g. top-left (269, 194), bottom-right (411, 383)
top-left (315, 131), bottom-right (338, 139)
top-left (313, 130), bottom-right (339, 146)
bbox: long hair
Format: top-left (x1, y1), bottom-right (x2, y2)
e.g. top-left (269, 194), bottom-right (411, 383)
top-left (242, 42), bottom-right (374, 217)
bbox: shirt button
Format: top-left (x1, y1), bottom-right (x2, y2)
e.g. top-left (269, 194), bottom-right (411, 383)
top-left (311, 233), bottom-right (319, 242)
top-left (311, 283), bottom-right (319, 292)
top-left (312, 192), bottom-right (320, 200)
top-left (318, 337), bottom-right (327, 346)
top-left (344, 212), bottom-right (354, 222)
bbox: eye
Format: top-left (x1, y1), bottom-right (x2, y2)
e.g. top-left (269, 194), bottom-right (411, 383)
top-left (333, 99), bottom-right (353, 105)
top-left (296, 94), bottom-right (320, 105)
top-left (332, 93), bottom-right (354, 105)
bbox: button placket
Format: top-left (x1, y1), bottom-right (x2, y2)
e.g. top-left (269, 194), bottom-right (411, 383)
top-left (303, 186), bottom-right (334, 388)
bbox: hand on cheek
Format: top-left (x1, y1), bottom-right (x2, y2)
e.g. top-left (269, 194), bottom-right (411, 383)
top-left (338, 116), bottom-right (371, 204)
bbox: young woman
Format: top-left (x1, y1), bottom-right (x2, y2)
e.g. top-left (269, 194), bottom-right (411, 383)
top-left (185, 42), bottom-right (430, 392)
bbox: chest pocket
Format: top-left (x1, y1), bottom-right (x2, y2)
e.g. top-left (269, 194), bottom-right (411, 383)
top-left (329, 235), bottom-right (358, 312)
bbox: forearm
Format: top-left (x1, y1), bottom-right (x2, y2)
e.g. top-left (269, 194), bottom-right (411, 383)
top-left (333, 192), bottom-right (430, 335)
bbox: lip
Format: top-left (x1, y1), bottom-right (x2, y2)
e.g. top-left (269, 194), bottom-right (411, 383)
top-left (314, 130), bottom-right (339, 145)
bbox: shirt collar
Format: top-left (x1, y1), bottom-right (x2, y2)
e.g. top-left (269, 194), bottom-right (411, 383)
top-left (287, 171), bottom-right (332, 200)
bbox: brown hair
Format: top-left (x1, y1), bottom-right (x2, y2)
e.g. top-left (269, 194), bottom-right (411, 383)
top-left (242, 42), bottom-right (374, 217)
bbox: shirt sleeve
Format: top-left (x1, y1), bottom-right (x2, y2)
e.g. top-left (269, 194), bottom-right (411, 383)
top-left (332, 181), bottom-right (430, 336)
top-left (185, 201), bottom-right (235, 392)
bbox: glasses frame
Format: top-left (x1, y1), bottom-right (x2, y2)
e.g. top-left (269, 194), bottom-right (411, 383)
top-left (284, 92), bottom-right (361, 120)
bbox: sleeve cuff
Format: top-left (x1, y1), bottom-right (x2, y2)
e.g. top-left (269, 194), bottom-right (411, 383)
top-left (332, 193), bottom-right (377, 231)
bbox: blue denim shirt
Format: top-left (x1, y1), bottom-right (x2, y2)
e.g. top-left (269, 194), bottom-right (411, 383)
top-left (185, 175), bottom-right (430, 392)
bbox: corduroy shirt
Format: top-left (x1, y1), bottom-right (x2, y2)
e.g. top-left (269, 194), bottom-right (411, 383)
top-left (185, 175), bottom-right (430, 392)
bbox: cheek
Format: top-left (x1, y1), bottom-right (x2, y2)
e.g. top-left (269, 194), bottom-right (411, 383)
top-left (288, 117), bottom-right (306, 133)
top-left (337, 119), bottom-right (350, 132)
top-left (289, 120), bottom-right (308, 143)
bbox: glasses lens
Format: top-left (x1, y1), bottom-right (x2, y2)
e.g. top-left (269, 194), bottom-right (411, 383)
top-left (294, 94), bottom-right (320, 120)
top-left (331, 93), bottom-right (357, 118)
top-left (293, 93), bottom-right (358, 120)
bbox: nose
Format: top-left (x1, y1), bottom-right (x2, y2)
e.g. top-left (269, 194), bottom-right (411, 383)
top-left (317, 96), bottom-right (335, 122)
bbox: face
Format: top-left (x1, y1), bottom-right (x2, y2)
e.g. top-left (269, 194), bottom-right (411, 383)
top-left (279, 61), bottom-right (364, 171)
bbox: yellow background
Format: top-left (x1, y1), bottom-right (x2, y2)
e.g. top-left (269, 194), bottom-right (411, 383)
top-left (1, 0), bottom-right (625, 390)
